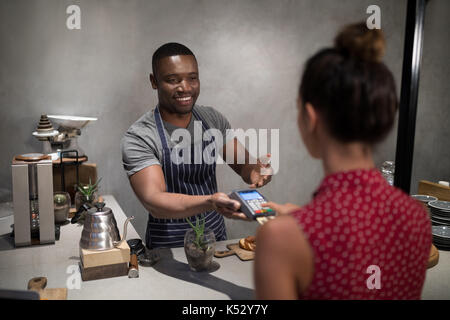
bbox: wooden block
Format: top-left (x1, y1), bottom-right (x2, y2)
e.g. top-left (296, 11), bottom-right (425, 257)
top-left (418, 180), bottom-right (450, 201)
top-left (80, 241), bottom-right (130, 268)
top-left (80, 262), bottom-right (128, 281)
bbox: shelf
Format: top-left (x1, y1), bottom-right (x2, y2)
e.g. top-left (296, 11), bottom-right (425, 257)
top-left (52, 156), bottom-right (88, 165)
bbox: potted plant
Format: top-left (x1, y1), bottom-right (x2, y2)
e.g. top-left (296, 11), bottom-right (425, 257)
top-left (53, 192), bottom-right (71, 224)
top-left (74, 177), bottom-right (101, 211)
top-left (184, 216), bottom-right (216, 271)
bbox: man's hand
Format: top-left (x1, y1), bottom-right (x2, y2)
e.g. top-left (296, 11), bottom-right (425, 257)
top-left (209, 192), bottom-right (249, 220)
top-left (223, 139), bottom-right (273, 189)
top-left (249, 154), bottom-right (273, 188)
top-left (261, 202), bottom-right (301, 216)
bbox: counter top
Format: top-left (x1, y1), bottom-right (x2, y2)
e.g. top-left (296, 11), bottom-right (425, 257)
top-left (0, 195), bottom-right (449, 299)
top-left (0, 195), bottom-right (254, 300)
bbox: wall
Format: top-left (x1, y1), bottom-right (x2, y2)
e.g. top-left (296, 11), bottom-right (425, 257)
top-left (0, 0), bottom-right (409, 240)
top-left (410, 0), bottom-right (450, 194)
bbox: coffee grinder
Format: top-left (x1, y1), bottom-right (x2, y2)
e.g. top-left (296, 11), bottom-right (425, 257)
top-left (11, 153), bottom-right (55, 246)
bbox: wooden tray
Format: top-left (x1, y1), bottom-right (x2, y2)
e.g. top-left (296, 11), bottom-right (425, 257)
top-left (418, 180), bottom-right (450, 201)
top-left (214, 243), bottom-right (254, 261)
top-left (428, 244), bottom-right (439, 269)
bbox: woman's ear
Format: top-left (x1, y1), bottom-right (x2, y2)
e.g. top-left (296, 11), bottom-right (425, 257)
top-left (150, 74), bottom-right (157, 89)
top-left (304, 102), bottom-right (318, 133)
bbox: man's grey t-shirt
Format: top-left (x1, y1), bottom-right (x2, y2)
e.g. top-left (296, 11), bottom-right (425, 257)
top-left (121, 105), bottom-right (232, 177)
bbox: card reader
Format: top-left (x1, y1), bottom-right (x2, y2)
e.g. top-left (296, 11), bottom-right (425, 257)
top-left (229, 189), bottom-right (276, 220)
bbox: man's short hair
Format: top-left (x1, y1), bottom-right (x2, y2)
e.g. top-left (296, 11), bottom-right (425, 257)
top-left (152, 42), bottom-right (196, 75)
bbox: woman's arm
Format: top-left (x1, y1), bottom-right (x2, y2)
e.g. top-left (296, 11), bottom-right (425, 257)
top-left (254, 215), bottom-right (315, 299)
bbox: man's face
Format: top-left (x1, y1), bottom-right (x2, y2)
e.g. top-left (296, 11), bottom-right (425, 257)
top-left (150, 55), bottom-right (200, 114)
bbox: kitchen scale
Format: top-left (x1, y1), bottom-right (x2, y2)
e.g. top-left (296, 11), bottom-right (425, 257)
top-left (33, 114), bottom-right (97, 159)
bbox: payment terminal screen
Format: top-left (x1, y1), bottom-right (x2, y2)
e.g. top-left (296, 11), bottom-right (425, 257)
top-left (239, 190), bottom-right (264, 201)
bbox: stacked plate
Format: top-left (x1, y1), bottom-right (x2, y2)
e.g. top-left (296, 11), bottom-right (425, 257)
top-left (428, 200), bottom-right (450, 227)
top-left (432, 226), bottom-right (450, 250)
top-left (411, 194), bottom-right (438, 205)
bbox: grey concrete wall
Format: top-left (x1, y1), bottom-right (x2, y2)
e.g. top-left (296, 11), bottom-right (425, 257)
top-left (1, 0), bottom-right (439, 241)
top-left (410, 0), bottom-right (450, 194)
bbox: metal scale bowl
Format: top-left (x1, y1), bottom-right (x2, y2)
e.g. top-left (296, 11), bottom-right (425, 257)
top-left (47, 115), bottom-right (97, 158)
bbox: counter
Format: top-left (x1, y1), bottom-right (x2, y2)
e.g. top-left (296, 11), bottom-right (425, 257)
top-left (0, 195), bottom-right (254, 299)
top-left (0, 195), bottom-right (449, 299)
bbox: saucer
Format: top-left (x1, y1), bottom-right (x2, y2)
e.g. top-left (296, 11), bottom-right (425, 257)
top-left (412, 195), bottom-right (438, 203)
top-left (432, 226), bottom-right (450, 239)
top-left (429, 201), bottom-right (450, 212)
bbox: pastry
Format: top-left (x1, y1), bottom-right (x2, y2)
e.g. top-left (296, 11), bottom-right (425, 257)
top-left (239, 236), bottom-right (256, 251)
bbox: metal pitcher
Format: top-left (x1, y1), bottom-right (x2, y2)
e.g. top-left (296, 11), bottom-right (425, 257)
top-left (79, 202), bottom-right (134, 250)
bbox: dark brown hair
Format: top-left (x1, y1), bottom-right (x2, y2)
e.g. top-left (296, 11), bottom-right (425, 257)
top-left (299, 22), bottom-right (398, 144)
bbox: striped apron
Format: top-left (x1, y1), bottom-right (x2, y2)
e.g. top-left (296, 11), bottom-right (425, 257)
top-left (145, 106), bottom-right (227, 248)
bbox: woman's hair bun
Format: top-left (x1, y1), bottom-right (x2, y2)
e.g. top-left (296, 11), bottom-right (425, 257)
top-left (334, 22), bottom-right (386, 62)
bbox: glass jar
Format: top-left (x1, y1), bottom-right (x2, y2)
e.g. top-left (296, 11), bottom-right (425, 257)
top-left (380, 160), bottom-right (395, 186)
top-left (30, 198), bottom-right (39, 232)
top-left (184, 228), bottom-right (216, 272)
top-left (74, 189), bottom-right (98, 211)
top-left (54, 192), bottom-right (71, 224)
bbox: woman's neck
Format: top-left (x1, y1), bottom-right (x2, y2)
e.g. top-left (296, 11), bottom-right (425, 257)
top-left (322, 139), bottom-right (375, 176)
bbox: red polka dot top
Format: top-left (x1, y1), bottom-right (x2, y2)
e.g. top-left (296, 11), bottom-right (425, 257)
top-left (291, 168), bottom-right (431, 300)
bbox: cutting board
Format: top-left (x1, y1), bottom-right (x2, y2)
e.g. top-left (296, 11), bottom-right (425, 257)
top-left (27, 277), bottom-right (67, 300)
top-left (214, 243), bottom-right (254, 261)
top-left (428, 244), bottom-right (439, 269)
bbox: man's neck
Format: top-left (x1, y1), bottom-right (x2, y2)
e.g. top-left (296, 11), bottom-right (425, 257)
top-left (158, 106), bottom-right (192, 128)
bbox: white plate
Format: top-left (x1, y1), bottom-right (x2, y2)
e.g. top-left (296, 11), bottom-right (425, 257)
top-left (47, 115), bottom-right (97, 129)
top-left (432, 226), bottom-right (450, 238)
top-left (431, 209), bottom-right (450, 219)
top-left (431, 218), bottom-right (450, 225)
top-left (412, 195), bottom-right (438, 203)
top-left (433, 240), bottom-right (450, 247)
top-left (32, 130), bottom-right (59, 137)
top-left (431, 219), bottom-right (450, 227)
top-left (429, 200), bottom-right (450, 212)
top-left (430, 209), bottom-right (450, 218)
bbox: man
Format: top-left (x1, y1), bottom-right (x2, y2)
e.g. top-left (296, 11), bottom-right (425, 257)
top-left (121, 42), bottom-right (271, 248)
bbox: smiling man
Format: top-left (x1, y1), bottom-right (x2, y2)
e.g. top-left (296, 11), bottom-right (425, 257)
top-left (121, 43), bottom-right (272, 248)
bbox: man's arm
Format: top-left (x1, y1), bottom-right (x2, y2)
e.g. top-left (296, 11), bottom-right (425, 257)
top-left (222, 137), bottom-right (272, 188)
top-left (129, 165), bottom-right (246, 220)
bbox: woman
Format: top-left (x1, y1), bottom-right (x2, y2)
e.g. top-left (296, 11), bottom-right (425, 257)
top-left (255, 22), bottom-right (431, 299)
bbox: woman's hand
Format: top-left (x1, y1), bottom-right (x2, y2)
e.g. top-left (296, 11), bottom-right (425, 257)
top-left (261, 202), bottom-right (301, 216)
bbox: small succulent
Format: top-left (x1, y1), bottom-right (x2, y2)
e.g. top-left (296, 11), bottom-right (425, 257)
top-left (54, 193), bottom-right (67, 205)
top-left (77, 177), bottom-right (102, 200)
top-left (186, 216), bottom-right (208, 250)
